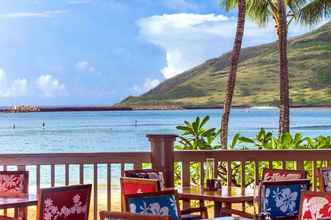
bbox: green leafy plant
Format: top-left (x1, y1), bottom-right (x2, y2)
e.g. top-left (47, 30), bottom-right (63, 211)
top-left (176, 116), bottom-right (220, 150)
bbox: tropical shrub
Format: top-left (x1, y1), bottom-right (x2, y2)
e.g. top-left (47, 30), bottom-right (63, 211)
top-left (175, 117), bottom-right (331, 187)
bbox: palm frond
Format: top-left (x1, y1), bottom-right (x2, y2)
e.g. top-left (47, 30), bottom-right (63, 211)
top-left (300, 0), bottom-right (331, 25)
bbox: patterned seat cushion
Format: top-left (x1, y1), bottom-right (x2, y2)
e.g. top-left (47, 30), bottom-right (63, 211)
top-left (126, 191), bottom-right (179, 220)
top-left (38, 184), bottom-right (91, 220)
top-left (125, 170), bottom-right (165, 189)
top-left (263, 169), bottom-right (306, 182)
top-left (260, 180), bottom-right (309, 219)
top-left (0, 171), bottom-right (28, 197)
top-left (300, 192), bottom-right (331, 220)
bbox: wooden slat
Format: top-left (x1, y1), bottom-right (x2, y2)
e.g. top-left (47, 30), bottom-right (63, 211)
top-left (182, 161), bottom-right (190, 210)
top-left (107, 163), bottom-right (111, 211)
top-left (121, 163), bottom-right (125, 177)
top-left (282, 161), bottom-right (286, 169)
top-left (269, 161), bottom-right (273, 169)
top-left (51, 164), bottom-right (55, 187)
top-left (36, 164), bottom-right (41, 194)
top-left (65, 164), bottom-right (69, 186)
top-left (134, 161), bottom-right (142, 170)
top-left (240, 161), bottom-right (245, 194)
top-left (200, 161), bottom-right (205, 187)
top-left (182, 161), bottom-right (190, 187)
top-left (93, 163), bottom-right (98, 220)
top-left (3, 165), bottom-right (7, 171)
top-left (17, 165), bottom-right (25, 171)
top-left (312, 161), bottom-right (317, 191)
top-left (240, 161), bottom-right (246, 212)
top-left (79, 164), bottom-right (84, 184)
top-left (227, 161), bottom-right (232, 194)
top-left (254, 161), bottom-right (259, 184)
top-left (214, 160), bottom-right (219, 179)
top-left (296, 160), bottom-right (304, 170)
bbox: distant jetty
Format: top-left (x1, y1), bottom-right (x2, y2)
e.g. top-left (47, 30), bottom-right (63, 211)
top-left (0, 105), bottom-right (132, 113)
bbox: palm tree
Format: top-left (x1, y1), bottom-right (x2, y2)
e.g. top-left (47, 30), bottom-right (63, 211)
top-left (245, 0), bottom-right (307, 136)
top-left (220, 0), bottom-right (246, 148)
top-left (299, 0), bottom-right (331, 25)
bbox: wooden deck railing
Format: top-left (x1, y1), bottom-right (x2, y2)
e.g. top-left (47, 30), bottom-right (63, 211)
top-left (0, 134), bottom-right (330, 220)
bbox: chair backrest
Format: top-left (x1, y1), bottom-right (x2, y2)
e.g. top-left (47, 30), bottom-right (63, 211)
top-left (37, 184), bottom-right (92, 220)
top-left (0, 171), bottom-right (29, 197)
top-left (262, 168), bottom-right (306, 182)
top-left (121, 177), bottom-right (160, 211)
top-left (100, 211), bottom-right (171, 220)
top-left (299, 191), bottom-right (331, 220)
top-left (124, 169), bottom-right (165, 189)
top-left (319, 168), bottom-right (331, 192)
top-left (125, 190), bottom-right (180, 220)
top-left (259, 179), bottom-right (310, 219)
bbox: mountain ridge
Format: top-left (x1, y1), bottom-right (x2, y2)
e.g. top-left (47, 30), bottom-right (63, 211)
top-left (119, 22), bottom-right (331, 108)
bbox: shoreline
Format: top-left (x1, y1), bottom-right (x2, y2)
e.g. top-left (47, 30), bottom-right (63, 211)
top-left (0, 104), bottom-right (331, 113)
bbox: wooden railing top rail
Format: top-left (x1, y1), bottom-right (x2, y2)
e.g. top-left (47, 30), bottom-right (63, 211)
top-left (174, 149), bottom-right (331, 161)
top-left (0, 152), bottom-right (151, 165)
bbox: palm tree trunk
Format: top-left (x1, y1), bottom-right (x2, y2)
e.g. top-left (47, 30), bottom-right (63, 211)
top-left (221, 0), bottom-right (246, 149)
top-left (277, 0), bottom-right (290, 135)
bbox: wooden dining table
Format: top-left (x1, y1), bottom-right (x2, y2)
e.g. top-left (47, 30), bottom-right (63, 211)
top-left (0, 194), bottom-right (38, 220)
top-left (172, 186), bottom-right (255, 218)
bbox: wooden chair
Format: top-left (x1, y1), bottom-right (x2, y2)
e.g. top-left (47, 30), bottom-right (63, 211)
top-left (124, 170), bottom-right (208, 219)
top-left (121, 177), bottom-right (160, 211)
top-left (0, 171), bottom-right (29, 220)
top-left (319, 168), bottom-right (331, 192)
top-left (258, 179), bottom-right (310, 219)
top-left (299, 191), bottom-right (331, 220)
top-left (100, 211), bottom-right (171, 220)
top-left (37, 184), bottom-right (92, 220)
top-left (262, 168), bottom-right (306, 182)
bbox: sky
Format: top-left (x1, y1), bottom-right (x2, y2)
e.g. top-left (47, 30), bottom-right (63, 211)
top-left (0, 0), bottom-right (327, 106)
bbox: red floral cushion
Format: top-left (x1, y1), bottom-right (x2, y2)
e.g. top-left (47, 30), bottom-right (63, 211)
top-left (300, 192), bottom-right (331, 220)
top-left (122, 181), bottom-right (159, 195)
top-left (39, 185), bottom-right (91, 220)
top-left (0, 171), bottom-right (28, 196)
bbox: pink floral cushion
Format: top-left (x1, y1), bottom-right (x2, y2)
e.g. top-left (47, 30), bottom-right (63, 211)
top-left (300, 192), bottom-right (331, 220)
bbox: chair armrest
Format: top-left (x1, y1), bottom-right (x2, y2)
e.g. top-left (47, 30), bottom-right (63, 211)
top-left (180, 207), bottom-right (208, 219)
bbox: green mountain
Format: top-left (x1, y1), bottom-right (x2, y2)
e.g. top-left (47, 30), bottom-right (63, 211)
top-left (120, 22), bottom-right (331, 108)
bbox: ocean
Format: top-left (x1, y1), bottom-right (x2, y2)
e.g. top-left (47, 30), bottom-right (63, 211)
top-left (0, 108), bottom-right (330, 192)
top-left (0, 108), bottom-right (330, 153)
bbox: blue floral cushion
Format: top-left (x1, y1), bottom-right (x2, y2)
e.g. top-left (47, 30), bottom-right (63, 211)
top-left (261, 182), bottom-right (309, 218)
top-left (127, 193), bottom-right (179, 220)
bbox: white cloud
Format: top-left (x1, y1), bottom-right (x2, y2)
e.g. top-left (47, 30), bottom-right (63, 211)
top-left (0, 10), bottom-right (67, 19)
top-left (138, 13), bottom-right (314, 79)
top-left (163, 0), bottom-right (199, 10)
top-left (76, 61), bottom-right (96, 73)
top-left (36, 74), bottom-right (64, 97)
top-left (133, 78), bottom-right (160, 95)
top-left (0, 69), bottom-right (28, 98)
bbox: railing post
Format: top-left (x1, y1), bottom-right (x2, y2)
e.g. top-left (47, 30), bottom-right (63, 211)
top-left (147, 134), bottom-right (177, 188)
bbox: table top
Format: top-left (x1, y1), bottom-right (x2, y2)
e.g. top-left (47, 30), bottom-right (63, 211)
top-left (173, 186), bottom-right (254, 203)
top-left (0, 194), bottom-right (37, 209)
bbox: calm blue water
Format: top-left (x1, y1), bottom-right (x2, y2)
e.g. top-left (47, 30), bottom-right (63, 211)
top-left (0, 108), bottom-right (330, 191)
top-left (0, 108), bottom-right (330, 153)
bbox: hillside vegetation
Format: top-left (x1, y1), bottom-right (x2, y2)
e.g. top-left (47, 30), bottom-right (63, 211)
top-left (120, 22), bottom-right (331, 108)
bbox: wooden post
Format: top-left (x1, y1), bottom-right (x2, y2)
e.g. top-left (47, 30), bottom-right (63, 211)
top-left (147, 134), bottom-right (177, 188)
